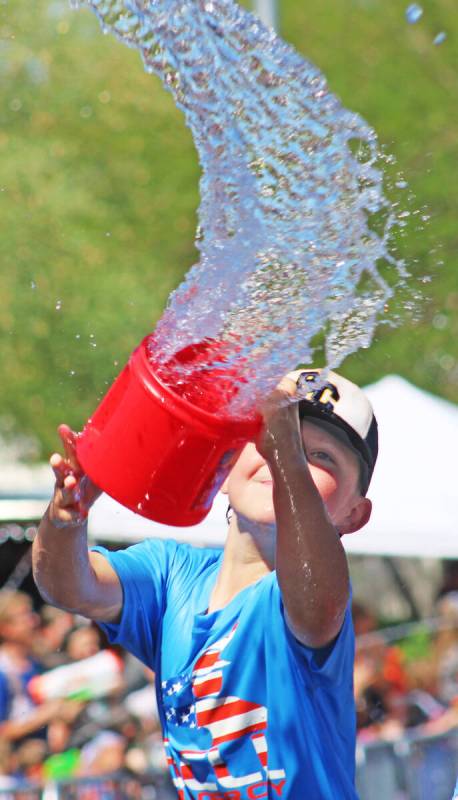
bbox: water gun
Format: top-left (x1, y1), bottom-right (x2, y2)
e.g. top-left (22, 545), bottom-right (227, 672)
top-left (28, 649), bottom-right (123, 702)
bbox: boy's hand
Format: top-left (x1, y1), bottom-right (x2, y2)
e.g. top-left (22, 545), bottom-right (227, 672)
top-left (256, 375), bottom-right (302, 463)
top-left (48, 424), bottom-right (101, 529)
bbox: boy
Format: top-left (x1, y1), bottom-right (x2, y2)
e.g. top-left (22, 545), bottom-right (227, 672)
top-left (33, 368), bottom-right (377, 799)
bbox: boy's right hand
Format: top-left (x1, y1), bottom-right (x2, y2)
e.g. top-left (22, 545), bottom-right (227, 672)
top-left (48, 424), bottom-right (101, 529)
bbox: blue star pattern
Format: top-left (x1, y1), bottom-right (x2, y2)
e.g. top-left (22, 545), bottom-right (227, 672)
top-left (161, 674), bottom-right (197, 728)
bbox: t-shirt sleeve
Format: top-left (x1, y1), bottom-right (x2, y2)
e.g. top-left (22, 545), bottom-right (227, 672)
top-left (285, 600), bottom-right (355, 686)
top-left (91, 538), bottom-right (180, 668)
top-left (270, 576), bottom-right (355, 687)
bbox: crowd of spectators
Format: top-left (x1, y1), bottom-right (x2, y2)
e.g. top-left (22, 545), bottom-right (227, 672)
top-left (353, 591), bottom-right (458, 744)
top-left (0, 579), bottom-right (457, 793)
top-left (0, 590), bottom-right (167, 792)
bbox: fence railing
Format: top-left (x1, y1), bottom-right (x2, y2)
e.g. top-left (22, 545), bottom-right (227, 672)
top-left (356, 729), bottom-right (458, 800)
top-left (0, 773), bottom-right (175, 800)
top-left (1, 731), bottom-right (457, 800)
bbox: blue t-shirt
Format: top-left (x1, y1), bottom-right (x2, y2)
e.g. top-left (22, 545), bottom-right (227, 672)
top-left (94, 539), bottom-right (357, 800)
top-left (0, 656), bottom-right (41, 723)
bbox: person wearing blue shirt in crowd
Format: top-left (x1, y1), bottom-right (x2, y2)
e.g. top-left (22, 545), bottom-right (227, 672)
top-left (0, 590), bottom-right (65, 746)
top-left (33, 368), bottom-right (378, 799)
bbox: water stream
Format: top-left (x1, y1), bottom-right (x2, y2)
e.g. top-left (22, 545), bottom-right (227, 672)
top-left (76, 0), bottom-right (405, 416)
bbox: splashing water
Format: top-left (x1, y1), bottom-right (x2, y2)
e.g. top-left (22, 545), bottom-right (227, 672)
top-left (433, 32), bottom-right (447, 46)
top-left (78, 0), bottom-right (404, 416)
top-left (405, 4), bottom-right (423, 25)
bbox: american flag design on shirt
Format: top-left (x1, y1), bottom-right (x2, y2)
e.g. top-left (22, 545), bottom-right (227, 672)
top-left (161, 625), bottom-right (287, 798)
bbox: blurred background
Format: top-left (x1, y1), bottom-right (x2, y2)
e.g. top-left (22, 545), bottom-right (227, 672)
top-left (0, 0), bottom-right (457, 798)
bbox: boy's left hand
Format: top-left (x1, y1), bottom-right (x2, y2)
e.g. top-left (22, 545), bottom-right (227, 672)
top-left (49, 424), bottom-right (101, 528)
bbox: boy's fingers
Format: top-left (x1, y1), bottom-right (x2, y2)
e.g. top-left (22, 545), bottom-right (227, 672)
top-left (50, 453), bottom-right (67, 487)
top-left (54, 485), bottom-right (75, 510)
top-left (62, 475), bottom-right (84, 508)
top-left (64, 473), bottom-right (76, 487)
top-left (50, 425), bottom-right (99, 522)
top-left (276, 376), bottom-right (298, 397)
top-left (58, 424), bottom-right (82, 475)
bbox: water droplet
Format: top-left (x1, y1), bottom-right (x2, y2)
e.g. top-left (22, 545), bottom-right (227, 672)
top-left (105, 231), bottom-right (111, 237)
top-left (405, 4), bottom-right (423, 24)
top-left (433, 32), bottom-right (446, 46)
top-left (75, 333), bottom-right (81, 339)
top-left (69, 370), bottom-right (76, 376)
top-left (439, 354), bottom-right (455, 371)
top-left (89, 333), bottom-right (95, 338)
top-left (395, 180), bottom-right (408, 189)
top-left (55, 299), bottom-right (62, 311)
top-left (90, 342), bottom-right (97, 348)
top-left (56, 20), bottom-right (70, 35)
top-left (113, 360), bottom-right (119, 366)
top-left (30, 280), bottom-right (37, 290)
top-left (432, 313), bottom-right (447, 330)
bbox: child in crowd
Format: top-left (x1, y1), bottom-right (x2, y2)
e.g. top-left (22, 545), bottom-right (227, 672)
top-left (33, 368), bottom-right (377, 799)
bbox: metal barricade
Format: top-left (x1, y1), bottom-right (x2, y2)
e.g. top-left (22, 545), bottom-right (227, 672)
top-left (356, 739), bottom-right (408, 800)
top-left (52, 775), bottom-right (142, 800)
top-left (357, 730), bottom-right (458, 800)
top-left (51, 774), bottom-right (175, 800)
top-left (0, 773), bottom-right (175, 800)
top-left (1, 736), bottom-right (457, 800)
top-left (0, 787), bottom-right (42, 800)
top-left (398, 730), bottom-right (458, 800)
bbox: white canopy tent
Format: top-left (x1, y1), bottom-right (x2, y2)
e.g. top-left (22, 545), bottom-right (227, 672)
top-left (345, 375), bottom-right (458, 559)
top-left (0, 375), bottom-right (457, 558)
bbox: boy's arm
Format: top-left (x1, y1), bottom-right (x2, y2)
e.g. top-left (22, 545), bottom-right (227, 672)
top-left (258, 382), bottom-right (350, 650)
top-left (32, 425), bottom-right (123, 623)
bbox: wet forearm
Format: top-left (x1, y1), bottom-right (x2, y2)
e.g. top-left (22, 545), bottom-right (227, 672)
top-left (269, 438), bottom-right (349, 648)
top-left (33, 507), bottom-right (95, 613)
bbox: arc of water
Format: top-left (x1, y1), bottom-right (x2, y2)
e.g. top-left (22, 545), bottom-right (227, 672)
top-left (79, 0), bottom-right (400, 411)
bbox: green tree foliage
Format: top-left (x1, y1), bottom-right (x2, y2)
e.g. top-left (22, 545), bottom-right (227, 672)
top-left (1, 0), bottom-right (457, 457)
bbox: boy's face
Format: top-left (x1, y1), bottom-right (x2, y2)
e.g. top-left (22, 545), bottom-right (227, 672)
top-left (224, 419), bottom-right (369, 534)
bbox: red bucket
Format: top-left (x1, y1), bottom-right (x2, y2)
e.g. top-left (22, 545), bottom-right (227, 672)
top-left (76, 336), bottom-right (261, 526)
